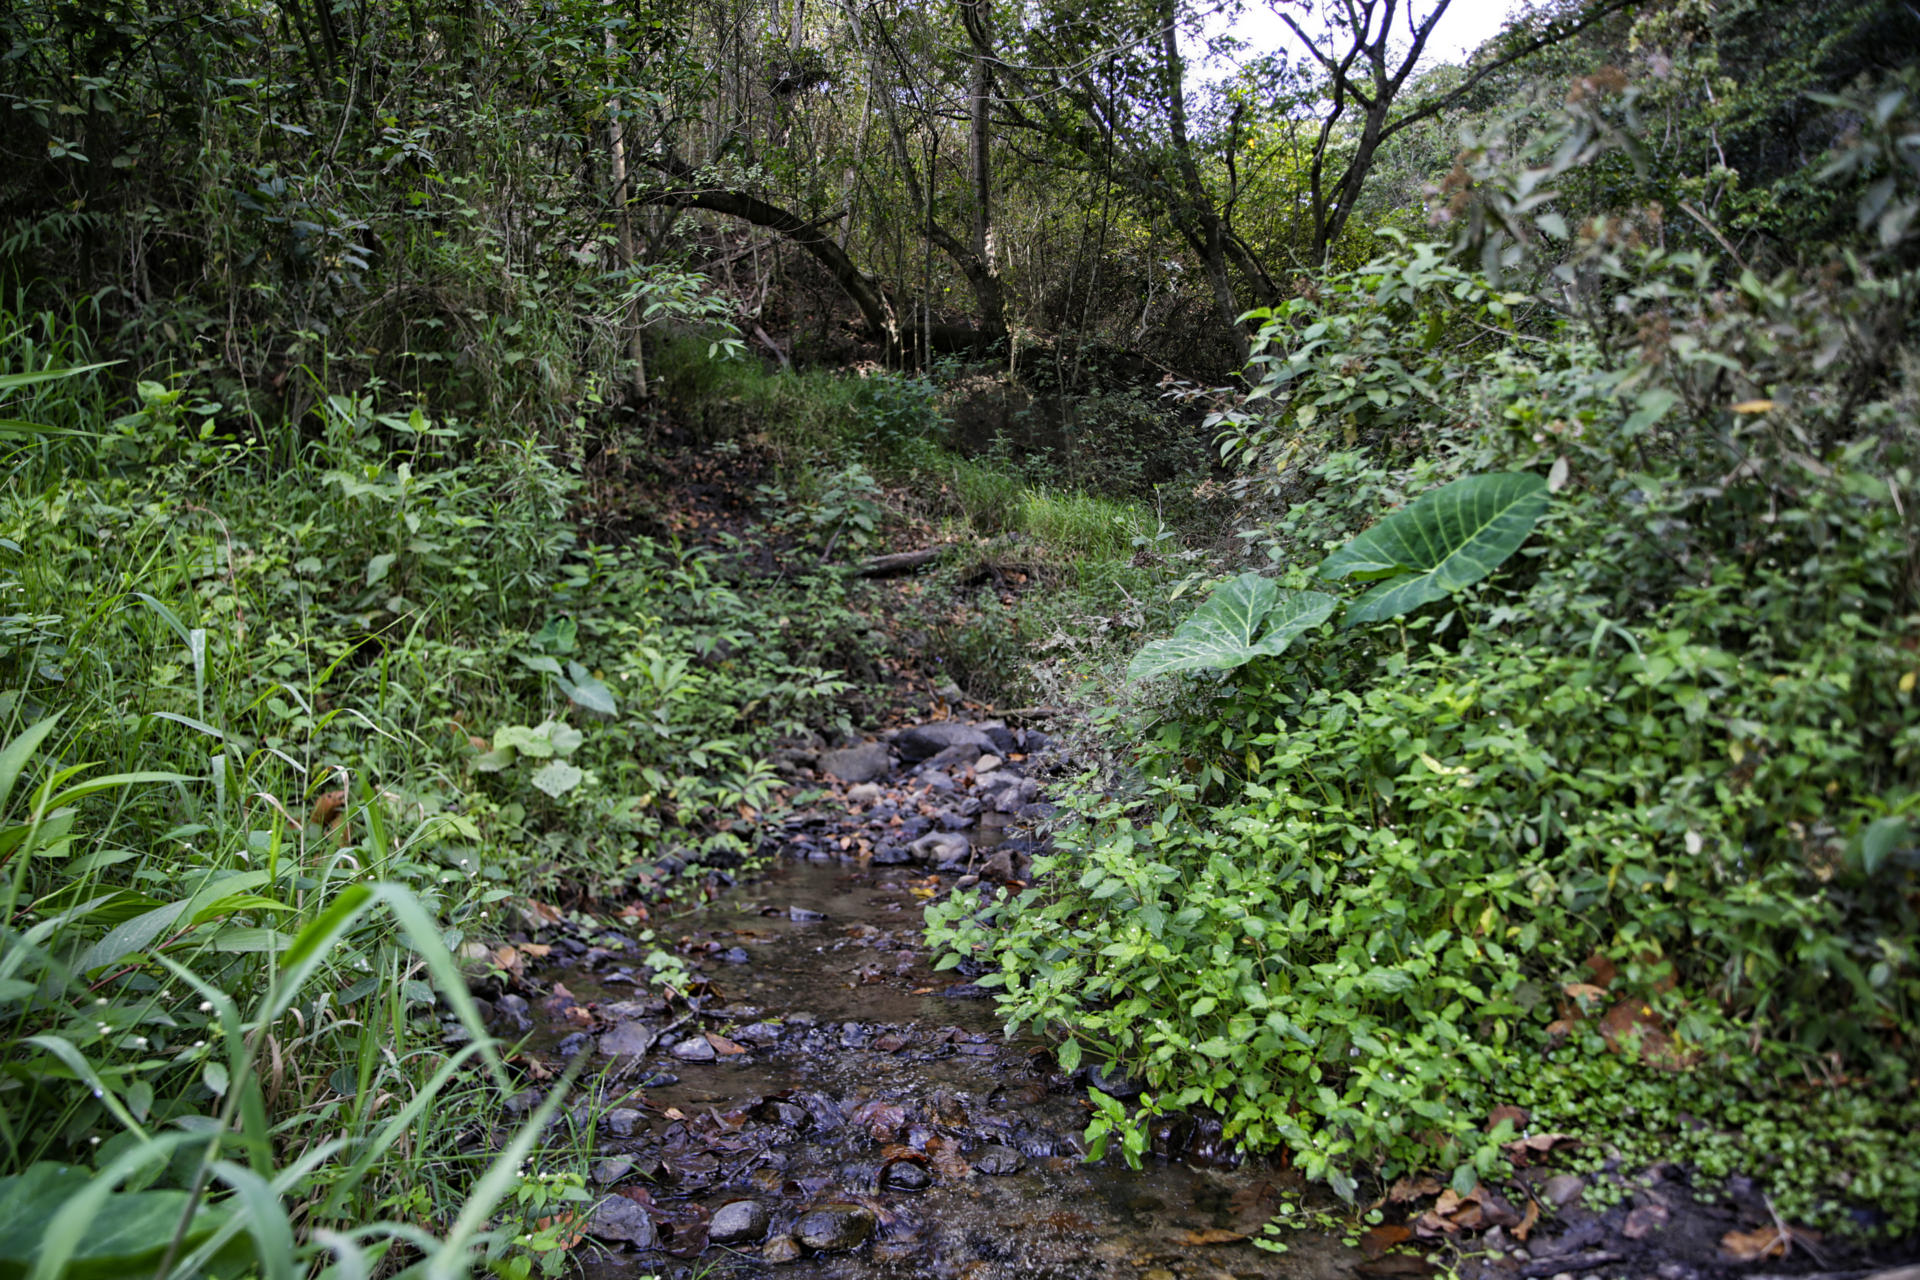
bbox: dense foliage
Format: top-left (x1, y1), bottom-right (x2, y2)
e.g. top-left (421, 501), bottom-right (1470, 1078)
top-left (932, 69), bottom-right (1920, 1232)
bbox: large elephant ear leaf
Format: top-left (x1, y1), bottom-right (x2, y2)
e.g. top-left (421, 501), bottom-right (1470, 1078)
top-left (1128, 573), bottom-right (1335, 679)
top-left (1318, 472), bottom-right (1549, 624)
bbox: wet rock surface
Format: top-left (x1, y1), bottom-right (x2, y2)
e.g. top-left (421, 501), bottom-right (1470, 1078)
top-left (513, 720), bottom-right (1919, 1280)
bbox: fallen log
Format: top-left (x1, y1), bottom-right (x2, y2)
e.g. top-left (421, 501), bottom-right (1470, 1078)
top-left (854, 546), bottom-right (952, 577)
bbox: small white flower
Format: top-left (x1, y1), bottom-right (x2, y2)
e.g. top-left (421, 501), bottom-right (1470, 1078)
top-left (89, 1135), bottom-right (101, 1146)
top-left (198, 1000), bottom-right (213, 1012)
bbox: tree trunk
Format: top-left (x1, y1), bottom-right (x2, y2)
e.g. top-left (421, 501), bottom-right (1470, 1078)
top-left (605, 26), bottom-right (648, 396)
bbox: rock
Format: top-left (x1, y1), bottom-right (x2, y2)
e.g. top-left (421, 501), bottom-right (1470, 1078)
top-left (908, 832), bottom-right (969, 865)
top-left (1543, 1173), bottom-right (1587, 1207)
top-left (918, 769), bottom-right (956, 792)
top-left (673, 1036), bottom-right (718, 1062)
top-left (555, 1031), bottom-right (591, 1057)
top-left (882, 1160), bottom-right (931, 1191)
top-left (599, 1021), bottom-right (656, 1058)
top-left (975, 753), bottom-right (1003, 772)
top-left (591, 1156), bottom-right (634, 1185)
top-left (586, 1194), bottom-right (656, 1247)
top-left (604, 1107), bottom-right (643, 1137)
top-left (492, 993), bottom-right (532, 1032)
top-left (710, 1198), bottom-right (771, 1244)
top-left (839, 1022), bottom-right (869, 1048)
top-left (763, 1234), bottom-right (803, 1263)
top-left (935, 680), bottom-right (966, 704)
top-left (794, 1203), bottom-right (875, 1252)
top-left (1088, 1062), bottom-right (1142, 1099)
top-left (721, 946), bottom-right (750, 964)
top-left (788, 905), bottom-right (826, 923)
top-left (973, 1144), bottom-right (1024, 1175)
top-left (846, 782), bottom-right (883, 805)
top-left (820, 741), bottom-right (891, 783)
top-left (735, 1021), bottom-right (782, 1044)
top-left (894, 723), bottom-right (996, 762)
top-left (926, 742), bottom-right (984, 770)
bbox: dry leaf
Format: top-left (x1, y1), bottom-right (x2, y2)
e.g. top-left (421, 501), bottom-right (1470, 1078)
top-left (1389, 1175), bottom-right (1444, 1203)
top-left (1361, 1224), bottom-right (1413, 1257)
top-left (705, 1032), bottom-right (747, 1055)
top-left (1487, 1104), bottom-right (1530, 1131)
top-left (1514, 1198), bottom-right (1540, 1242)
top-left (1624, 1204), bottom-right (1670, 1239)
top-left (1175, 1228), bottom-right (1246, 1245)
top-left (1721, 1225), bottom-right (1791, 1261)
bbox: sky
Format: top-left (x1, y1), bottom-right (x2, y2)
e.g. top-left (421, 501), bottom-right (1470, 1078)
top-left (1198, 0), bottom-right (1533, 74)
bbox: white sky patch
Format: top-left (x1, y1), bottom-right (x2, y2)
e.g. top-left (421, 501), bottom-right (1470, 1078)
top-left (1192, 0), bottom-right (1534, 77)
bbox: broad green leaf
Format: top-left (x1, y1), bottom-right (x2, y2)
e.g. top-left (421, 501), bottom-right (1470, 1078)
top-left (530, 760), bottom-right (583, 798)
top-left (1128, 574), bottom-right (1335, 679)
top-left (1317, 473), bottom-right (1549, 624)
top-left (557, 661), bottom-right (617, 715)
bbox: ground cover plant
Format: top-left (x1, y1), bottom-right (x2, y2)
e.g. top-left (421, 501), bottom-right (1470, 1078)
top-left (930, 71), bottom-right (1920, 1238)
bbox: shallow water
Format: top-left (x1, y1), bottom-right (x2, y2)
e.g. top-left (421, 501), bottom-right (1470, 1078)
top-left (537, 859), bottom-right (1362, 1280)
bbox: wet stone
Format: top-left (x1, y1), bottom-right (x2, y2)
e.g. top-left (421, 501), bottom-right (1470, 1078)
top-left (839, 1022), bottom-right (869, 1048)
top-left (788, 905), bottom-right (826, 923)
top-left (919, 769), bottom-right (955, 792)
top-left (555, 1031), bottom-right (591, 1057)
top-left (763, 1234), bottom-right (803, 1263)
top-left (881, 1160), bottom-right (931, 1191)
top-left (794, 1202), bottom-right (875, 1252)
top-left (591, 1156), bottom-right (635, 1185)
top-left (599, 1021), bottom-right (656, 1057)
top-left (721, 946), bottom-right (750, 964)
top-left (972, 1143), bottom-right (1024, 1175)
top-left (604, 1107), bottom-right (643, 1137)
top-left (735, 1020), bottom-right (782, 1044)
top-left (908, 832), bottom-right (969, 865)
top-left (586, 1194), bottom-right (656, 1248)
top-left (709, 1198), bottom-right (771, 1244)
top-left (673, 1035), bottom-right (718, 1062)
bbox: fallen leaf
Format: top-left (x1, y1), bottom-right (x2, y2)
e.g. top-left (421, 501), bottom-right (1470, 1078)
top-left (1721, 1225), bottom-right (1791, 1261)
top-left (1389, 1175), bottom-right (1444, 1203)
top-left (1562, 981), bottom-right (1609, 1003)
top-left (705, 1032), bottom-right (747, 1055)
top-left (1514, 1198), bottom-right (1540, 1241)
top-left (1487, 1104), bottom-right (1530, 1131)
top-left (1175, 1228), bottom-right (1246, 1245)
top-left (1361, 1224), bottom-right (1413, 1256)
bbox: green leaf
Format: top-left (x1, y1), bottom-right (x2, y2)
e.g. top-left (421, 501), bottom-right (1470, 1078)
top-left (530, 760), bottom-right (583, 798)
top-left (1318, 473), bottom-right (1549, 624)
top-left (364, 553), bottom-right (397, 586)
top-left (1056, 1038), bottom-right (1082, 1074)
top-left (557, 661), bottom-right (617, 715)
top-left (1128, 574), bottom-right (1335, 679)
top-left (1857, 817), bottom-right (1911, 876)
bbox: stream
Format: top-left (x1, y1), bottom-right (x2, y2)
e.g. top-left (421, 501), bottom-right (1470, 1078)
top-left (516, 719), bottom-right (1362, 1280)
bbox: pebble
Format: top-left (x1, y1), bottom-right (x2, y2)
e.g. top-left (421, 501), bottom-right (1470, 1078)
top-left (846, 782), bottom-right (883, 804)
top-left (585, 1194), bottom-right (655, 1247)
top-left (881, 1160), bottom-right (931, 1190)
top-left (794, 1202), bottom-right (875, 1252)
top-left (735, 1021), bottom-right (782, 1044)
top-left (709, 1198), bottom-right (771, 1244)
top-left (975, 753), bottom-right (1002, 772)
top-left (604, 1107), bottom-right (642, 1137)
top-left (672, 1036), bottom-right (718, 1062)
top-left (919, 769), bottom-right (955, 792)
top-left (972, 1144), bottom-right (1024, 1175)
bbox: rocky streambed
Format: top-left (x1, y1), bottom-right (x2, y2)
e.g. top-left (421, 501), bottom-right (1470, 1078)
top-left (484, 718), bottom-right (1920, 1280)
